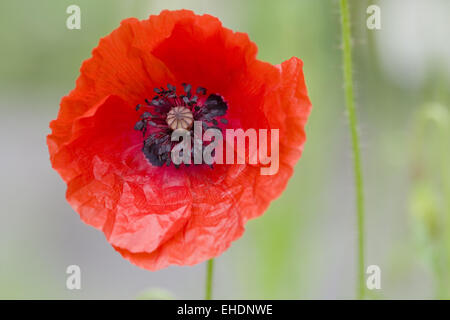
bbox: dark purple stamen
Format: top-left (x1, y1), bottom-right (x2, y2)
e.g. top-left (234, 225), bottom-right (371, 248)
top-left (134, 84), bottom-right (228, 167)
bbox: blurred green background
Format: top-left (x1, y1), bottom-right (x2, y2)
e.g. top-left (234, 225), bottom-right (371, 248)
top-left (0, 0), bottom-right (449, 299)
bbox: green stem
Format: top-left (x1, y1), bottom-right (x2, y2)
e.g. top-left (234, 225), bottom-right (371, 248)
top-left (339, 0), bottom-right (366, 300)
top-left (205, 259), bottom-right (215, 300)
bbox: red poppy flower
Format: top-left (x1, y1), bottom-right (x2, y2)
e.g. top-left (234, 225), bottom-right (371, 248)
top-left (47, 10), bottom-right (311, 271)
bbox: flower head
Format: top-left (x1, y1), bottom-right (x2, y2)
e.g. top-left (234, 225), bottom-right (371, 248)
top-left (47, 10), bottom-right (311, 271)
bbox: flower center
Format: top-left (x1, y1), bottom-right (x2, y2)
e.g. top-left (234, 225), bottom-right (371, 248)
top-left (166, 106), bottom-right (193, 130)
top-left (134, 83), bottom-right (229, 167)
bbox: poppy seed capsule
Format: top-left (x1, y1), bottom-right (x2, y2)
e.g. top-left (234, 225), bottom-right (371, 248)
top-left (166, 106), bottom-right (194, 130)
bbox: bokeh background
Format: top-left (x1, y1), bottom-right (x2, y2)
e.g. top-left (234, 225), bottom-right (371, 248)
top-left (0, 0), bottom-right (449, 299)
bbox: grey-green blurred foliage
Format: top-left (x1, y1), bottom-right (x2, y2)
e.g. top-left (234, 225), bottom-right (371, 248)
top-left (409, 102), bottom-right (450, 298)
top-left (0, 0), bottom-right (449, 299)
top-left (136, 287), bottom-right (175, 300)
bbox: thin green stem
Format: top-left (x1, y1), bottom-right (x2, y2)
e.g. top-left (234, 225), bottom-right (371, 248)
top-left (205, 259), bottom-right (215, 300)
top-left (339, 0), bottom-right (366, 300)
